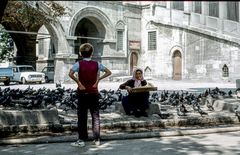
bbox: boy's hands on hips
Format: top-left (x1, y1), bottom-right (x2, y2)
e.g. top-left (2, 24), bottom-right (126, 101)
top-left (78, 82), bottom-right (86, 90)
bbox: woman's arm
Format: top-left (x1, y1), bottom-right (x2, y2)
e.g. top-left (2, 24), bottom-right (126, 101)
top-left (119, 80), bottom-right (132, 89)
top-left (119, 80), bottom-right (133, 93)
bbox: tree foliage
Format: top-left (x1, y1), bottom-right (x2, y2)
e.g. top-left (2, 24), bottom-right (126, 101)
top-left (1, 1), bottom-right (66, 31)
top-left (0, 1), bottom-right (65, 63)
top-left (0, 26), bottom-right (14, 62)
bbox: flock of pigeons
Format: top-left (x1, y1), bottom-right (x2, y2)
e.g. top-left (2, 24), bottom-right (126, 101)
top-left (150, 88), bottom-right (239, 118)
top-left (0, 83), bottom-right (123, 111)
top-left (0, 83), bottom-right (239, 119)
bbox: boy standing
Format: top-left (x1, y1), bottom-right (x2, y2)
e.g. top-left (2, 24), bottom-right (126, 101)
top-left (69, 43), bottom-right (111, 147)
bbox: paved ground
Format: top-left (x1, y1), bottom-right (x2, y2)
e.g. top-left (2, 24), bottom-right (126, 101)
top-left (0, 79), bottom-right (237, 91)
top-left (0, 79), bottom-right (239, 154)
top-left (0, 131), bottom-right (240, 155)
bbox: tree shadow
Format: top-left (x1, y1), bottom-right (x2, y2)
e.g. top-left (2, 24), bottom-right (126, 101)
top-left (0, 132), bottom-right (240, 155)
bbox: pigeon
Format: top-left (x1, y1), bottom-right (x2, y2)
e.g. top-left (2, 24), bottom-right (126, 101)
top-left (234, 106), bottom-right (240, 117)
top-left (56, 82), bottom-right (62, 88)
top-left (228, 90), bottom-right (233, 97)
top-left (206, 100), bottom-right (214, 111)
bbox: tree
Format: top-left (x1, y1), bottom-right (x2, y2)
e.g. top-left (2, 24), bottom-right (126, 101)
top-left (0, 1), bottom-right (65, 66)
top-left (0, 26), bottom-right (14, 62)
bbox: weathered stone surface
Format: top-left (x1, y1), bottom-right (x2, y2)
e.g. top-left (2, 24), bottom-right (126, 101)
top-left (213, 99), bottom-right (240, 112)
top-left (236, 79), bottom-right (240, 88)
top-left (1, 98), bottom-right (240, 138)
top-left (115, 102), bottom-right (161, 115)
top-left (0, 109), bottom-right (60, 126)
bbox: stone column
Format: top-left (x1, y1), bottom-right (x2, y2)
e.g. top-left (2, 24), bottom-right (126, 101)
top-left (219, 2), bottom-right (227, 19)
top-left (184, 1), bottom-right (191, 13)
top-left (219, 2), bottom-right (227, 33)
top-left (54, 53), bottom-right (78, 84)
top-left (183, 1), bottom-right (191, 26)
top-left (51, 21), bottom-right (76, 83)
top-left (66, 36), bottom-right (77, 54)
top-left (202, 2), bottom-right (209, 15)
top-left (167, 1), bottom-right (172, 23)
top-left (239, 2), bottom-right (240, 22)
top-left (201, 2), bottom-right (209, 25)
top-left (166, 1), bottom-right (171, 9)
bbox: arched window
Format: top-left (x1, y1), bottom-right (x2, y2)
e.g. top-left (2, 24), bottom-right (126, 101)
top-left (144, 66), bottom-right (152, 77)
top-left (222, 64), bottom-right (229, 77)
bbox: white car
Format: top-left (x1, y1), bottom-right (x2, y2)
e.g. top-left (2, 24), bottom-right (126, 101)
top-left (12, 65), bottom-right (45, 84)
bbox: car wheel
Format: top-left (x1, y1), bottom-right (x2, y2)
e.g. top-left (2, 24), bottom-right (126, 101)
top-left (45, 76), bottom-right (49, 83)
top-left (4, 78), bottom-right (10, 86)
top-left (21, 77), bottom-right (26, 84)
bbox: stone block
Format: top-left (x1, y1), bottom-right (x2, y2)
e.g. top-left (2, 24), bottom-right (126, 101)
top-left (115, 102), bottom-right (126, 114)
top-left (213, 99), bottom-right (240, 112)
top-left (147, 103), bottom-right (161, 115)
top-left (236, 79), bottom-right (240, 88)
top-left (115, 102), bottom-right (161, 115)
top-left (0, 109), bottom-right (60, 126)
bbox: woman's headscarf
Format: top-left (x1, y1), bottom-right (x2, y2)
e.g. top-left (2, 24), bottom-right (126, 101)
top-left (132, 67), bottom-right (144, 87)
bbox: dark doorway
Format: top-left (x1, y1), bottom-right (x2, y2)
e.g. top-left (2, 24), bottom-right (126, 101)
top-left (74, 17), bottom-right (105, 62)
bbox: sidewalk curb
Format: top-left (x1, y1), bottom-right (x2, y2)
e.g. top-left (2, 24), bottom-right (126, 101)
top-left (1, 126), bottom-right (240, 145)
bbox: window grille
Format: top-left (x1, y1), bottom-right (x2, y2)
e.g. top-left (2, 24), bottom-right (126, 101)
top-left (117, 30), bottom-right (123, 51)
top-left (227, 2), bottom-right (239, 22)
top-left (209, 2), bottom-right (219, 17)
top-left (148, 31), bottom-right (156, 50)
top-left (172, 1), bottom-right (184, 11)
top-left (193, 1), bottom-right (202, 14)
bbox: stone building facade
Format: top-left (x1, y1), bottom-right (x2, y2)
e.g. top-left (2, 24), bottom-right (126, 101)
top-left (36, 1), bottom-right (240, 83)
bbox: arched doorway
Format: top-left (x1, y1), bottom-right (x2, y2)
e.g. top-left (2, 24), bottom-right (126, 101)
top-left (172, 50), bottom-right (182, 80)
top-left (74, 17), bottom-right (105, 62)
top-left (130, 52), bottom-right (138, 75)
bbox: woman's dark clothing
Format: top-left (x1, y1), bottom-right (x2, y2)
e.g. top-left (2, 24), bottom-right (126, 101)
top-left (119, 79), bottom-right (150, 117)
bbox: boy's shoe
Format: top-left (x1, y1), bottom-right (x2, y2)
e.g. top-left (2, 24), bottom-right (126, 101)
top-left (92, 139), bottom-right (101, 146)
top-left (71, 139), bottom-right (85, 147)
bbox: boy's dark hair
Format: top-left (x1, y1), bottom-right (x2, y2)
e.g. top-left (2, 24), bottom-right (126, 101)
top-left (79, 43), bottom-right (94, 58)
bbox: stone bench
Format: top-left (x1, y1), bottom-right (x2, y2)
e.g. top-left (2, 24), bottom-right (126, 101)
top-left (0, 109), bottom-right (60, 126)
top-left (115, 102), bottom-right (162, 115)
top-left (0, 109), bottom-right (62, 137)
top-left (213, 99), bottom-right (240, 112)
top-left (236, 79), bottom-right (240, 88)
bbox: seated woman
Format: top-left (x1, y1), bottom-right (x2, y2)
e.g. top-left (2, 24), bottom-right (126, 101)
top-left (119, 68), bottom-right (150, 117)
